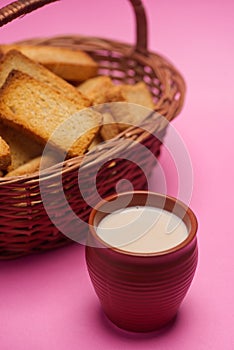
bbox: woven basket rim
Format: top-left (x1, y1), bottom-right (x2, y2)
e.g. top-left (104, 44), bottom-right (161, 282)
top-left (15, 34), bottom-right (184, 70)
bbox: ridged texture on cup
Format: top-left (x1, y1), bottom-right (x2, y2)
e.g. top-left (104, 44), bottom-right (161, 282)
top-left (86, 238), bottom-right (198, 332)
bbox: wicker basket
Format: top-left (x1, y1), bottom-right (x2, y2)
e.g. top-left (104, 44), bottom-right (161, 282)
top-left (0, 0), bottom-right (185, 259)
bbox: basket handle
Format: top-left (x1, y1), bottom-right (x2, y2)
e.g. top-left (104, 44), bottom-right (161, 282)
top-left (0, 0), bottom-right (148, 53)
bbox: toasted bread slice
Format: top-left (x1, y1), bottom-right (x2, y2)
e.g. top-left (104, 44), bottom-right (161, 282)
top-left (0, 50), bottom-right (90, 107)
top-left (6, 154), bottom-right (57, 177)
top-left (6, 156), bottom-right (42, 177)
top-left (77, 76), bottom-right (115, 105)
top-left (120, 82), bottom-right (154, 109)
top-left (0, 123), bottom-right (43, 171)
top-left (88, 134), bottom-right (103, 151)
top-left (78, 76), bottom-right (125, 104)
top-left (0, 70), bottom-right (102, 157)
top-left (100, 112), bottom-right (120, 141)
top-left (0, 135), bottom-right (11, 170)
top-left (79, 77), bottom-right (154, 130)
top-left (0, 44), bottom-right (98, 81)
top-left (78, 76), bottom-right (122, 138)
top-left (110, 82), bottom-right (154, 130)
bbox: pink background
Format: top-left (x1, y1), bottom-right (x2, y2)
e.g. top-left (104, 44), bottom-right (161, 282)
top-left (0, 0), bottom-right (234, 349)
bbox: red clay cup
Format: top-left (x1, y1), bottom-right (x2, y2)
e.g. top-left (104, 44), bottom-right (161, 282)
top-left (86, 191), bottom-right (198, 332)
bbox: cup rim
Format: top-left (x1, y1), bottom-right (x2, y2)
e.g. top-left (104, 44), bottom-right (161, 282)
top-left (88, 191), bottom-right (198, 257)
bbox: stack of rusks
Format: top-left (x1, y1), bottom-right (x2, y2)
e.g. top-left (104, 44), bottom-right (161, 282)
top-left (0, 45), bottom-right (155, 178)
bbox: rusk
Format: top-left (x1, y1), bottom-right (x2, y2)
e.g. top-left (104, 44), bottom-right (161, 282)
top-left (78, 75), bottom-right (125, 105)
top-left (6, 154), bottom-right (57, 177)
top-left (0, 123), bottom-right (43, 171)
top-left (0, 70), bottom-right (102, 157)
top-left (0, 50), bottom-right (90, 107)
top-left (0, 135), bottom-right (11, 170)
top-left (0, 44), bottom-right (98, 81)
top-left (78, 76), bottom-right (121, 139)
top-left (100, 113), bottom-right (120, 141)
top-left (110, 82), bottom-right (155, 129)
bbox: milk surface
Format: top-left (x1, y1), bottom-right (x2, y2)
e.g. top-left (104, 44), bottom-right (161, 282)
top-left (96, 206), bottom-right (188, 253)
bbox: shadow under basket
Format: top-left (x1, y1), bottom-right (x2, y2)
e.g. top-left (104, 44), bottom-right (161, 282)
top-left (0, 0), bottom-right (186, 259)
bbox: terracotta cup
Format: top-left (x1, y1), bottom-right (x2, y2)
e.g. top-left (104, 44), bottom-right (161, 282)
top-left (86, 191), bottom-right (198, 332)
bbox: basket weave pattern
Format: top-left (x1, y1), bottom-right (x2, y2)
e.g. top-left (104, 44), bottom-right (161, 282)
top-left (0, 0), bottom-right (185, 259)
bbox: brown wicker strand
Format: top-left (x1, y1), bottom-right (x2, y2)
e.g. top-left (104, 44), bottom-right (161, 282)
top-left (0, 0), bottom-right (58, 28)
top-left (0, 0), bottom-right (148, 53)
top-left (129, 0), bottom-right (148, 52)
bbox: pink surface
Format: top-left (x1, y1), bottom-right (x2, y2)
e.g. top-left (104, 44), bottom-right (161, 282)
top-left (0, 0), bottom-right (234, 349)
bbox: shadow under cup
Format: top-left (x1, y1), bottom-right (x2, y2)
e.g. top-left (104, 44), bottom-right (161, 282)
top-left (86, 191), bottom-right (198, 333)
